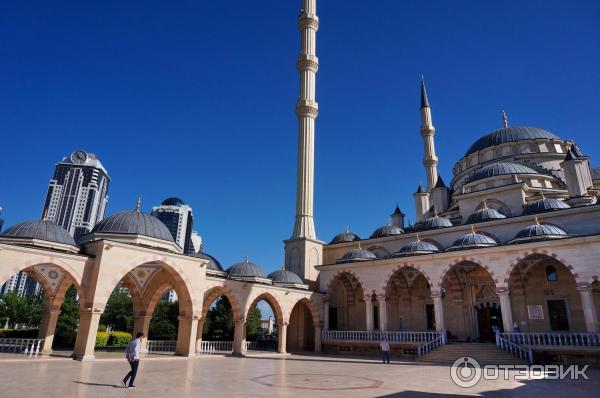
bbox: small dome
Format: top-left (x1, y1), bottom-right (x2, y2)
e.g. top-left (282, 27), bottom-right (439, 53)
top-left (511, 222), bottom-right (568, 244)
top-left (90, 211), bottom-right (174, 242)
top-left (419, 215), bottom-right (453, 230)
top-left (447, 230), bottom-right (498, 251)
top-left (330, 230), bottom-right (361, 244)
top-left (161, 197), bottom-right (185, 206)
top-left (0, 219), bottom-right (77, 247)
top-left (592, 167), bottom-right (600, 180)
top-left (523, 197), bottom-right (570, 215)
top-left (467, 162), bottom-right (538, 184)
top-left (268, 269), bottom-right (304, 285)
top-left (465, 126), bottom-right (560, 157)
top-left (336, 248), bottom-right (377, 263)
top-left (466, 207), bottom-right (507, 224)
top-left (191, 252), bottom-right (223, 271)
top-left (226, 258), bottom-right (266, 278)
top-left (392, 240), bottom-right (440, 257)
top-left (370, 225), bottom-right (404, 239)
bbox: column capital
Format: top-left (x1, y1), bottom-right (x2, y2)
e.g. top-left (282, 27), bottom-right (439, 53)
top-left (576, 282), bottom-right (594, 291)
top-left (177, 315), bottom-right (199, 322)
top-left (431, 290), bottom-right (445, 298)
top-left (495, 288), bottom-right (511, 296)
top-left (276, 322), bottom-right (289, 327)
top-left (42, 309), bottom-right (62, 315)
top-left (234, 318), bottom-right (246, 324)
top-left (376, 294), bottom-right (386, 303)
top-left (134, 315), bottom-right (153, 320)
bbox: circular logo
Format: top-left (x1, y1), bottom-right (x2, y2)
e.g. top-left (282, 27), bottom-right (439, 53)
top-left (450, 356), bottom-right (482, 388)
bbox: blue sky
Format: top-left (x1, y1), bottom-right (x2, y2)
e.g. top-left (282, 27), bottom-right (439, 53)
top-left (1, 0), bottom-right (599, 276)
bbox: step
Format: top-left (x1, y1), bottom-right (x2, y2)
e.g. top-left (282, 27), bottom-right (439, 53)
top-left (418, 343), bottom-right (527, 365)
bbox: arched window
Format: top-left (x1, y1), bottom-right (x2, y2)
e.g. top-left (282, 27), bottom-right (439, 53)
top-left (546, 265), bottom-right (558, 282)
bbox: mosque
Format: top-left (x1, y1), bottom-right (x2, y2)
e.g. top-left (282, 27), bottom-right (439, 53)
top-left (1, 0), bottom-right (599, 362)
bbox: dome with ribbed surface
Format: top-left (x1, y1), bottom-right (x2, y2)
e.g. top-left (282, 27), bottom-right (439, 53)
top-left (268, 269), bottom-right (304, 285)
top-left (467, 162), bottom-right (538, 184)
top-left (592, 168), bottom-right (600, 180)
top-left (523, 198), bottom-right (570, 215)
top-left (465, 126), bottom-right (560, 156)
top-left (336, 248), bottom-right (377, 263)
top-left (161, 197), bottom-right (185, 206)
top-left (447, 231), bottom-right (498, 251)
top-left (0, 219), bottom-right (77, 247)
top-left (191, 252), bottom-right (223, 271)
top-left (392, 240), bottom-right (440, 257)
top-left (370, 225), bottom-right (404, 239)
top-left (511, 222), bottom-right (568, 243)
top-left (90, 211), bottom-right (174, 242)
top-left (419, 215), bottom-right (453, 230)
top-left (330, 230), bottom-right (361, 244)
top-left (466, 207), bottom-right (507, 224)
top-left (226, 258), bottom-right (266, 278)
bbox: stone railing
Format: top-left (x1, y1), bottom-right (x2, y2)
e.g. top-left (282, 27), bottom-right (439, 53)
top-left (496, 332), bottom-right (533, 363)
top-left (0, 338), bottom-right (44, 355)
top-left (197, 341), bottom-right (233, 355)
top-left (322, 330), bottom-right (446, 344)
top-left (246, 340), bottom-right (277, 352)
top-left (500, 332), bottom-right (600, 347)
top-left (146, 340), bottom-right (176, 353)
top-left (417, 334), bottom-right (445, 357)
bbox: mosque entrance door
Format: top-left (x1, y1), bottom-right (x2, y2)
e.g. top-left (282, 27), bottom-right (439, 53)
top-left (476, 305), bottom-right (503, 342)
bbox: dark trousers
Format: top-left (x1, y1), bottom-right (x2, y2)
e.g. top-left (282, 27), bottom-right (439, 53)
top-left (381, 350), bottom-right (390, 363)
top-left (123, 360), bottom-right (139, 386)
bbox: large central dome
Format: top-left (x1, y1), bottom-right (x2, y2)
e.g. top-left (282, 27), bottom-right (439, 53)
top-left (465, 126), bottom-right (560, 156)
top-left (90, 211), bottom-right (175, 242)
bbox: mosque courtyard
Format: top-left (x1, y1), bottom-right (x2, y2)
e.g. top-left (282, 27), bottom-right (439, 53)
top-left (1, 353), bottom-right (597, 398)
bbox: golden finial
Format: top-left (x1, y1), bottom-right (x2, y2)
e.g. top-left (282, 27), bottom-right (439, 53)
top-left (416, 232), bottom-right (421, 242)
top-left (483, 199), bottom-right (488, 209)
top-left (540, 191), bottom-right (545, 199)
top-left (501, 108), bottom-right (508, 128)
top-left (345, 225), bottom-right (350, 233)
top-left (357, 241), bottom-right (362, 250)
top-left (244, 255), bottom-right (249, 263)
top-left (471, 225), bottom-right (476, 234)
top-left (135, 197), bottom-right (141, 212)
top-left (534, 216), bottom-right (540, 225)
top-left (42, 209), bottom-right (49, 221)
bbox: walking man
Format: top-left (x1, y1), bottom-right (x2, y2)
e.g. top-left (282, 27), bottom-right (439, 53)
top-left (122, 332), bottom-right (144, 388)
top-left (380, 336), bottom-right (390, 364)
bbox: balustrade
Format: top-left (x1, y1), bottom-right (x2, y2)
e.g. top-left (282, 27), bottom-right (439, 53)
top-left (0, 338), bottom-right (43, 355)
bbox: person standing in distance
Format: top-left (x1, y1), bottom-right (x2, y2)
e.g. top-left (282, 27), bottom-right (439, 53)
top-left (122, 332), bottom-right (144, 388)
top-left (380, 336), bottom-right (390, 364)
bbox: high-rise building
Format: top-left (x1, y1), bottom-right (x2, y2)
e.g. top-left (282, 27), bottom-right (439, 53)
top-left (43, 150), bottom-right (110, 241)
top-left (151, 197), bottom-right (194, 254)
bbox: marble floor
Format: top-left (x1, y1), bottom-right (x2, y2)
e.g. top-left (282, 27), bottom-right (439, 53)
top-left (0, 353), bottom-right (598, 398)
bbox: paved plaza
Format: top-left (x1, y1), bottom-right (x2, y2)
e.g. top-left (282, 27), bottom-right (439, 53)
top-left (1, 353), bottom-right (598, 398)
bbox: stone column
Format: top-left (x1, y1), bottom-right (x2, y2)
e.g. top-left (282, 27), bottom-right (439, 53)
top-left (232, 319), bottom-right (246, 356)
top-left (175, 316), bottom-right (198, 357)
top-left (195, 317), bottom-right (205, 354)
top-left (365, 296), bottom-right (374, 331)
top-left (314, 325), bottom-right (322, 353)
top-left (38, 309), bottom-right (61, 353)
top-left (133, 315), bottom-right (152, 352)
top-left (578, 284), bottom-right (599, 333)
top-left (73, 309), bottom-right (102, 361)
top-left (496, 290), bottom-right (514, 333)
top-left (431, 291), bottom-right (445, 332)
top-left (277, 322), bottom-right (288, 354)
top-left (323, 301), bottom-right (329, 330)
top-left (377, 295), bottom-right (388, 331)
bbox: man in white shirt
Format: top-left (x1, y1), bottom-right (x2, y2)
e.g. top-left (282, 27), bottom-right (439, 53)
top-left (122, 332), bottom-right (144, 388)
top-left (380, 337), bottom-right (390, 364)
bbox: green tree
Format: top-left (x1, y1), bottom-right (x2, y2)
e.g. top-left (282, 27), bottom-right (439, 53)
top-left (203, 297), bottom-right (234, 340)
top-left (246, 306), bottom-right (262, 341)
top-left (148, 300), bottom-right (179, 340)
top-left (54, 285), bottom-right (79, 347)
top-left (0, 291), bottom-right (42, 328)
top-left (100, 285), bottom-right (133, 332)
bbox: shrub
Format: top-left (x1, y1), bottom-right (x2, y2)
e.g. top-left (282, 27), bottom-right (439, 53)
top-left (95, 332), bottom-right (110, 347)
top-left (0, 329), bottom-right (39, 338)
top-left (97, 324), bottom-right (107, 333)
top-left (108, 331), bottom-right (132, 347)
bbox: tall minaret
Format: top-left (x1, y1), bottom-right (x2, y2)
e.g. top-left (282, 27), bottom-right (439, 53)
top-left (420, 77), bottom-right (438, 192)
top-left (292, 0), bottom-right (319, 240)
top-left (285, 0), bottom-right (323, 288)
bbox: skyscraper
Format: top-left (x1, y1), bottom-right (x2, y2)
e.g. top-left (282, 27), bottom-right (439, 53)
top-left (151, 197), bottom-right (194, 254)
top-left (43, 150), bottom-right (110, 240)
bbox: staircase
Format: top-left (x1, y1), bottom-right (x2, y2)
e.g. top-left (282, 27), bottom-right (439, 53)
top-left (417, 343), bottom-right (527, 365)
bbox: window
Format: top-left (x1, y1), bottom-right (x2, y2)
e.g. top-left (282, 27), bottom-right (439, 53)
top-left (546, 265), bottom-right (558, 282)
